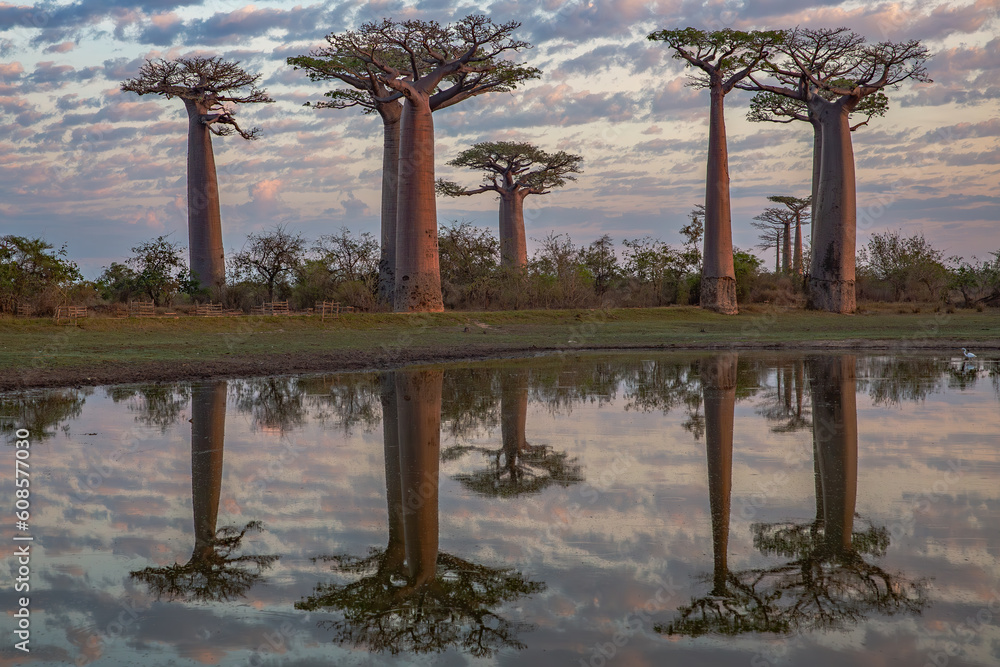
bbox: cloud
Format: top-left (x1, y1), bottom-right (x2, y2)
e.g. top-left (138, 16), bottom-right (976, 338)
top-left (43, 40), bottom-right (75, 53)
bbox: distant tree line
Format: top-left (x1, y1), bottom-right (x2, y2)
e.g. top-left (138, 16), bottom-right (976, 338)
top-left (3, 225), bottom-right (998, 316)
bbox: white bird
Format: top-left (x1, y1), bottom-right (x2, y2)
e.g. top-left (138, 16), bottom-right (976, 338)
top-left (961, 347), bottom-right (977, 359)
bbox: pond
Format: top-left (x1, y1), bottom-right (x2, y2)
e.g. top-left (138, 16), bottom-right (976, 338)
top-left (3, 351), bottom-right (999, 666)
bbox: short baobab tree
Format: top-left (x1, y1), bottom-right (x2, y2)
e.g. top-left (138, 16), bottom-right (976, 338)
top-left (647, 28), bottom-right (783, 315)
top-left (437, 141), bottom-right (583, 268)
top-left (121, 57), bottom-right (273, 289)
top-left (318, 16), bottom-right (539, 312)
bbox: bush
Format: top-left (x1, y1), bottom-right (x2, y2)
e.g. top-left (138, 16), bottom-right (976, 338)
top-left (0, 236), bottom-right (83, 315)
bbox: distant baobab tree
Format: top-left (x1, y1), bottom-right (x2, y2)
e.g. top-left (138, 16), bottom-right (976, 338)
top-left (647, 28), bottom-right (783, 315)
top-left (288, 38), bottom-right (531, 305)
top-left (437, 142), bottom-right (583, 268)
top-left (739, 27), bottom-right (929, 313)
top-left (121, 57), bottom-right (273, 289)
top-left (751, 196), bottom-right (811, 275)
top-left (308, 17), bottom-right (539, 312)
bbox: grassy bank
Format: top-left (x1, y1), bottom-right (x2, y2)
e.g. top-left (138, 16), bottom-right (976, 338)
top-left (0, 305), bottom-right (996, 390)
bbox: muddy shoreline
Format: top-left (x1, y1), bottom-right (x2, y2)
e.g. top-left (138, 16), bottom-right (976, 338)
top-left (3, 338), bottom-right (996, 392)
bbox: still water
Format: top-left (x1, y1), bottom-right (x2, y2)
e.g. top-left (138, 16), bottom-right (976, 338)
top-left (2, 352), bottom-right (999, 666)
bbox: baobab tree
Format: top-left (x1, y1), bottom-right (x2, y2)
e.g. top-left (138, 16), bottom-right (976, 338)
top-left (751, 208), bottom-right (787, 273)
top-left (647, 28), bottom-right (783, 314)
top-left (121, 57), bottom-right (273, 289)
top-left (288, 38), bottom-right (533, 305)
top-left (752, 197), bottom-right (811, 274)
top-left (739, 28), bottom-right (929, 312)
top-left (437, 142), bottom-right (583, 268)
top-left (768, 195), bottom-right (811, 275)
top-left (748, 89), bottom-right (883, 265)
top-left (316, 17), bottom-right (539, 312)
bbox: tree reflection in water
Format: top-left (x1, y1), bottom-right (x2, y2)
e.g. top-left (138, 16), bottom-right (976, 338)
top-left (0, 387), bottom-right (89, 439)
top-left (447, 369), bottom-right (584, 497)
top-left (661, 355), bottom-right (928, 637)
top-left (130, 381), bottom-right (278, 602)
top-left (297, 370), bottom-right (544, 657)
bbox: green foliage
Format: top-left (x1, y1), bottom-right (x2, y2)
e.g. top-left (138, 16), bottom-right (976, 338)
top-left (230, 225), bottom-right (306, 302)
top-left (579, 235), bottom-right (619, 296)
top-left (646, 27), bottom-right (785, 86)
top-left (96, 235), bottom-right (191, 306)
top-left (733, 248), bottom-right (764, 302)
top-left (949, 252), bottom-right (1000, 307)
top-left (0, 236), bottom-right (82, 314)
top-left (438, 141), bottom-right (583, 197)
top-left (857, 230), bottom-right (949, 302)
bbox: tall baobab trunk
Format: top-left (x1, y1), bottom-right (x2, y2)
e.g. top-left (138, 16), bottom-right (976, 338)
top-left (703, 353), bottom-right (737, 595)
top-left (701, 86), bottom-right (738, 315)
top-left (183, 99), bottom-right (226, 289)
top-left (794, 216), bottom-right (804, 276)
top-left (782, 220), bottom-right (792, 274)
top-left (394, 97), bottom-right (444, 312)
top-left (190, 381), bottom-right (227, 561)
top-left (380, 373), bottom-right (406, 571)
top-left (808, 355), bottom-right (858, 554)
top-left (396, 369), bottom-right (443, 588)
top-left (498, 191), bottom-right (529, 269)
top-left (377, 107), bottom-right (402, 305)
top-left (808, 99), bottom-right (857, 314)
top-left (809, 118), bottom-right (821, 257)
top-left (500, 369), bottom-right (529, 476)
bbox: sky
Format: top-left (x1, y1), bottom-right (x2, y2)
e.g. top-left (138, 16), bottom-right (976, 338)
top-left (0, 0), bottom-right (998, 279)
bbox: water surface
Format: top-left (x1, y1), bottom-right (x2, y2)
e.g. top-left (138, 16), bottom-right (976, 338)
top-left (3, 352), bottom-right (999, 666)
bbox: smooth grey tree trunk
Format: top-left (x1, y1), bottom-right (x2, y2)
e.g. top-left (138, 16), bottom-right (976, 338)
top-left (377, 107), bottom-right (402, 305)
top-left (190, 381), bottom-right (226, 560)
top-left (498, 191), bottom-right (529, 269)
top-left (794, 217), bottom-right (804, 276)
top-left (394, 97), bottom-right (444, 312)
top-left (703, 352), bottom-right (737, 595)
top-left (184, 99), bottom-right (225, 289)
top-left (380, 373), bottom-right (405, 570)
top-left (500, 369), bottom-right (529, 474)
top-left (396, 369), bottom-right (442, 588)
top-left (701, 87), bottom-right (738, 314)
top-left (808, 355), bottom-right (858, 554)
top-left (809, 99), bottom-right (857, 313)
top-left (810, 119), bottom-right (821, 257)
top-left (782, 221), bottom-right (792, 274)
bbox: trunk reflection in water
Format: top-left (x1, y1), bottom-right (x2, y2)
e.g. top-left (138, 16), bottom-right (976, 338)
top-left (661, 355), bottom-right (927, 636)
top-left (129, 381), bottom-right (279, 602)
top-left (296, 370), bottom-right (545, 657)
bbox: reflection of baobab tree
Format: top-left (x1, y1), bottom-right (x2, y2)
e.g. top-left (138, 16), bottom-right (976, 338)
top-left (297, 370), bottom-right (544, 657)
top-left (756, 359), bottom-right (810, 433)
top-left (446, 369), bottom-right (584, 497)
top-left (130, 381), bottom-right (277, 602)
top-left (661, 355), bottom-right (927, 636)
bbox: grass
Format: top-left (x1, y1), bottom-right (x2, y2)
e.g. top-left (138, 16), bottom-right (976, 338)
top-left (1, 304), bottom-right (997, 383)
